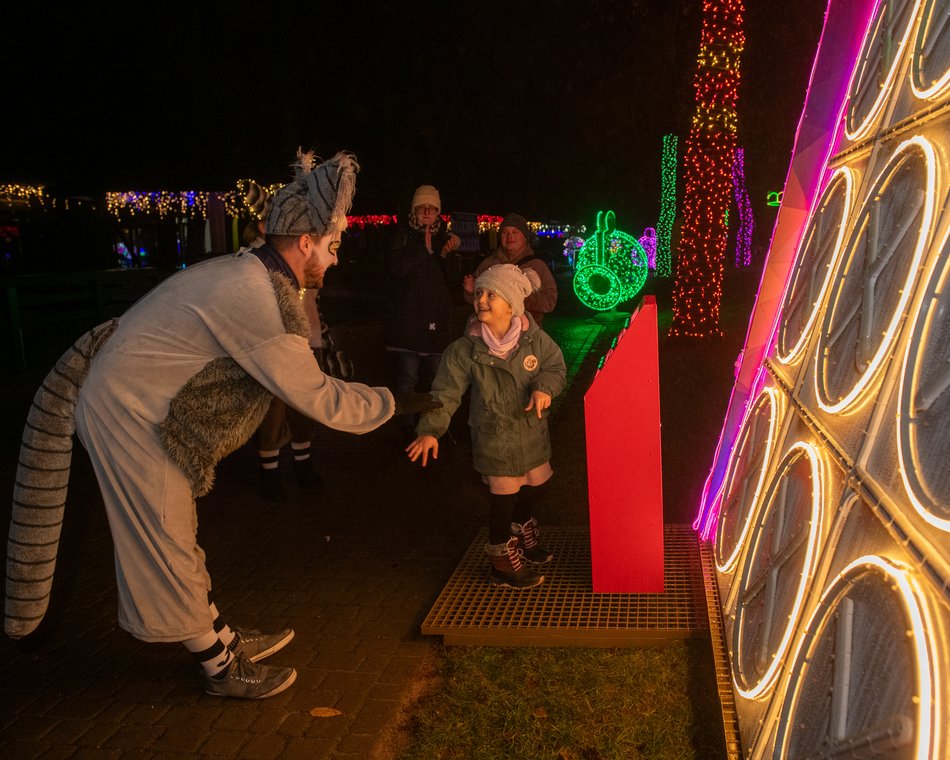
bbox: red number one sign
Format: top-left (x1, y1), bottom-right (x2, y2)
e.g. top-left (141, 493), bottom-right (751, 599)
top-left (584, 296), bottom-right (665, 592)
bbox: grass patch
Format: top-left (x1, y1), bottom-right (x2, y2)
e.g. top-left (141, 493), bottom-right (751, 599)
top-left (397, 641), bottom-right (726, 760)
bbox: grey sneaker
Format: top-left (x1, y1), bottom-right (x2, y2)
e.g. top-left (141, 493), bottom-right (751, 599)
top-left (228, 627), bottom-right (295, 663)
top-left (204, 655), bottom-right (297, 699)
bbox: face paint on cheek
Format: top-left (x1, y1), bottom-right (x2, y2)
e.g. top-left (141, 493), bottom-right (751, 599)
top-left (317, 240), bottom-right (341, 271)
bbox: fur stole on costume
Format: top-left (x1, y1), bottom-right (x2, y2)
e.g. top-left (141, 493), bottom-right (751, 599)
top-left (159, 271), bottom-right (309, 498)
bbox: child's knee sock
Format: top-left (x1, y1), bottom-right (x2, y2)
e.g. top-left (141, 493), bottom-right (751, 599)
top-left (513, 482), bottom-right (549, 526)
top-left (489, 493), bottom-right (519, 544)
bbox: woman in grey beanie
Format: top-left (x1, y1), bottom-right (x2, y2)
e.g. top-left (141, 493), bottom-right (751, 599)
top-left (406, 264), bottom-right (567, 588)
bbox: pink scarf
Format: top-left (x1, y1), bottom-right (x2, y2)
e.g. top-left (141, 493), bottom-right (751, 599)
top-left (480, 316), bottom-right (525, 359)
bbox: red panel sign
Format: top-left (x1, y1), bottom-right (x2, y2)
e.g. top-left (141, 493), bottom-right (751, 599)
top-left (584, 296), bottom-right (664, 592)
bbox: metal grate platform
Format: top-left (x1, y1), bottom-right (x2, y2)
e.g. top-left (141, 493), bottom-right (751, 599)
top-left (698, 537), bottom-right (743, 758)
top-left (422, 524), bottom-right (709, 646)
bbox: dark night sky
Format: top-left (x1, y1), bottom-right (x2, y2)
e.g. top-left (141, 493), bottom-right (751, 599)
top-left (4, 0), bottom-right (828, 229)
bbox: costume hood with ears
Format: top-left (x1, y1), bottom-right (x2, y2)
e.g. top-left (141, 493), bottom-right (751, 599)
top-left (266, 149), bottom-right (359, 238)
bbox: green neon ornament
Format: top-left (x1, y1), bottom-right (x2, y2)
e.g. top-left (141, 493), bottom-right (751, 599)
top-left (573, 210), bottom-right (648, 310)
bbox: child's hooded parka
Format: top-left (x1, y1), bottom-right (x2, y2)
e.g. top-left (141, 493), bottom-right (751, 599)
top-left (416, 314), bottom-right (566, 477)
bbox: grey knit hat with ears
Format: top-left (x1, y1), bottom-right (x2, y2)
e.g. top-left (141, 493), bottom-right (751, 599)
top-left (266, 149), bottom-right (359, 237)
top-left (475, 263), bottom-right (541, 317)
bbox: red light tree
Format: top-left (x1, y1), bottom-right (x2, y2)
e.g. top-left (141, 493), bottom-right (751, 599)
top-left (670, 0), bottom-right (746, 338)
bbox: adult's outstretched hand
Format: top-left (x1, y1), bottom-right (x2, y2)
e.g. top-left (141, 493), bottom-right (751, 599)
top-left (393, 391), bottom-right (443, 417)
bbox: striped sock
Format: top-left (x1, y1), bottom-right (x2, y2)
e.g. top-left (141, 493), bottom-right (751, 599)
top-left (183, 630), bottom-right (233, 677)
top-left (259, 451), bottom-right (280, 470)
top-left (290, 441), bottom-right (311, 462)
top-left (209, 601), bottom-right (236, 649)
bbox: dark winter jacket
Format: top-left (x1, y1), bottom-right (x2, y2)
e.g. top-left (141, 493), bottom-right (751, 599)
top-left (416, 315), bottom-right (567, 477)
top-left (384, 223), bottom-right (454, 354)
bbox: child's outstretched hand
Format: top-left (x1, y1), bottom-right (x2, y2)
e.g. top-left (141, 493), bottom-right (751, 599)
top-left (406, 435), bottom-right (439, 467)
top-left (525, 390), bottom-right (552, 419)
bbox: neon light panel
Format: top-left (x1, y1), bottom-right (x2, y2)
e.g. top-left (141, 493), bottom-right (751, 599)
top-left (898, 223), bottom-right (950, 531)
top-left (733, 441), bottom-right (824, 700)
top-left (815, 136), bottom-right (936, 414)
top-left (844, 0), bottom-right (923, 141)
top-left (775, 555), bottom-right (938, 760)
top-left (715, 386), bottom-right (783, 573)
top-left (776, 167), bottom-right (854, 364)
top-left (911, 0), bottom-right (950, 98)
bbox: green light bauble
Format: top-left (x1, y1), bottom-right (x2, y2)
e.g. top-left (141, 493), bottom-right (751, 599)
top-left (573, 210), bottom-right (649, 311)
top-left (573, 264), bottom-right (623, 310)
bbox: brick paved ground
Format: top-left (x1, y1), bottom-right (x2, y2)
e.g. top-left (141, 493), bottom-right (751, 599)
top-left (1, 259), bottom-right (754, 759)
top-left (0, 268), bottom-right (636, 759)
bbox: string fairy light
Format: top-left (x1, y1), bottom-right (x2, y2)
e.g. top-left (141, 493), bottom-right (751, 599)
top-left (670, 0), bottom-right (746, 338)
top-left (656, 135), bottom-right (678, 278)
top-left (732, 146), bottom-right (754, 267)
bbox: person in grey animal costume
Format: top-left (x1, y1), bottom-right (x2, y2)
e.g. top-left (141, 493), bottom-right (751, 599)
top-left (4, 149), bottom-right (437, 700)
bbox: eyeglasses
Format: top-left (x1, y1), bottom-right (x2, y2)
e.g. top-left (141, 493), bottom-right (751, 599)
top-left (415, 205), bottom-right (439, 214)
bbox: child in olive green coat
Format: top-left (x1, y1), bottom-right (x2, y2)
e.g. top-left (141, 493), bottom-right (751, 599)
top-left (407, 264), bottom-right (566, 588)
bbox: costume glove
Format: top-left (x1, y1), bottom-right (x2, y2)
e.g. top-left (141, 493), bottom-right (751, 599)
top-left (392, 391), bottom-right (443, 416)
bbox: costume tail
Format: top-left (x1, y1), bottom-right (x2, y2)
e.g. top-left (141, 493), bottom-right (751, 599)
top-left (4, 319), bottom-right (118, 638)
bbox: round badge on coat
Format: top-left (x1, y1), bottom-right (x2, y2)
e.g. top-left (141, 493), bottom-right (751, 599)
top-left (523, 355), bottom-right (539, 372)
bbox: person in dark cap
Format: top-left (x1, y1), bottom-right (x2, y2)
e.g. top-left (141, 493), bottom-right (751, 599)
top-left (4, 149), bottom-right (440, 700)
top-left (463, 213), bottom-right (558, 326)
top-left (384, 184), bottom-right (461, 443)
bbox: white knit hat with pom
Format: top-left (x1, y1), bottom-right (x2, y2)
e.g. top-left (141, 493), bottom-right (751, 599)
top-left (475, 264), bottom-right (541, 317)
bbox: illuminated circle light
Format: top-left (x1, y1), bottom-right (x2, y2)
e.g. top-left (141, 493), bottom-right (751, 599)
top-left (573, 211), bottom-right (648, 311)
top-left (845, 0), bottom-right (923, 141)
top-left (733, 441), bottom-right (824, 700)
top-left (715, 386), bottom-right (784, 573)
top-left (776, 167), bottom-right (855, 365)
top-left (774, 555), bottom-right (939, 760)
top-left (814, 136), bottom-right (937, 414)
top-left (574, 264), bottom-right (624, 310)
top-left (911, 0), bottom-right (950, 99)
top-left (898, 223), bottom-right (950, 531)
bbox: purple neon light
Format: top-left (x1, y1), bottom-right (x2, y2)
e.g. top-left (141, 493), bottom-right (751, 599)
top-left (639, 228), bottom-right (658, 270)
top-left (732, 147), bottom-right (754, 267)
